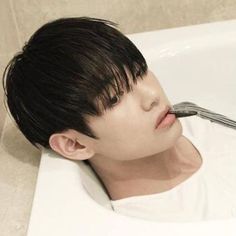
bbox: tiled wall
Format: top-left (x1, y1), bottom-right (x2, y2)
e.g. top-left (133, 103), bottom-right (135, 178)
top-left (0, 0), bottom-right (20, 137)
top-left (1, 0), bottom-right (236, 235)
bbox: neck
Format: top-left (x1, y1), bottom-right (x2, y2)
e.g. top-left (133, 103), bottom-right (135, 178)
top-left (88, 135), bottom-right (196, 199)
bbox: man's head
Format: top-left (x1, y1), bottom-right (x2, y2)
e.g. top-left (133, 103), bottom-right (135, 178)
top-left (2, 17), bottom-right (182, 165)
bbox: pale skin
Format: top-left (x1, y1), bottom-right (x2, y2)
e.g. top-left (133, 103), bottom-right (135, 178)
top-left (49, 69), bottom-right (203, 200)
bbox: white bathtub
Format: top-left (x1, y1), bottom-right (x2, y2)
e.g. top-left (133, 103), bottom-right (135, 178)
top-left (27, 20), bottom-right (236, 236)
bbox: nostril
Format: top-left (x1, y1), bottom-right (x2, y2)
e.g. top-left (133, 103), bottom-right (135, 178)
top-left (151, 98), bottom-right (159, 108)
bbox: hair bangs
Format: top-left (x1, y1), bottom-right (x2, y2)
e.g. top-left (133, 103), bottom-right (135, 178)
top-left (93, 60), bottom-right (148, 115)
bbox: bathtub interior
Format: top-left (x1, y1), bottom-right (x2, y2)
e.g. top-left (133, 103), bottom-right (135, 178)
top-left (27, 20), bottom-right (236, 236)
top-left (71, 153), bottom-right (113, 210)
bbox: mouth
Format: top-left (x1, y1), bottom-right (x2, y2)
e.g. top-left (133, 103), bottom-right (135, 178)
top-left (155, 106), bottom-right (172, 129)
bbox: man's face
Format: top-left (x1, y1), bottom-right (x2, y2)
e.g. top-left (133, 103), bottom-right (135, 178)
top-left (86, 69), bottom-right (182, 161)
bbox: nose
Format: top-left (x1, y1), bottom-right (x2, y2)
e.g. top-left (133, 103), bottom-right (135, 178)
top-left (135, 81), bottom-right (160, 111)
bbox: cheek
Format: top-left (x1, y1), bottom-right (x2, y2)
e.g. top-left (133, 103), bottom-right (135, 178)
top-left (102, 122), bottom-right (134, 141)
top-left (99, 106), bottom-right (151, 142)
top-left (92, 123), bottom-right (181, 163)
top-left (101, 119), bottom-right (182, 160)
top-left (96, 121), bottom-right (152, 158)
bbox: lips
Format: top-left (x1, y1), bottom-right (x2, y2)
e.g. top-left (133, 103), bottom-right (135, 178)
top-left (155, 106), bottom-right (171, 129)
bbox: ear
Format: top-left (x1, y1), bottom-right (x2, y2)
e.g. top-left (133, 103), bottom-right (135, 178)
top-left (49, 131), bottom-right (95, 161)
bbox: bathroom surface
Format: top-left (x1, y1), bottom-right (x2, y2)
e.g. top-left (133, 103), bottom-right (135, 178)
top-left (1, 1), bottom-right (236, 235)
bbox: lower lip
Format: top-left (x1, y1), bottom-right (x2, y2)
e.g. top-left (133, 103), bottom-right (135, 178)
top-left (156, 113), bottom-right (176, 130)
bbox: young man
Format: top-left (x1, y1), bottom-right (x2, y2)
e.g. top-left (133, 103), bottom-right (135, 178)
top-left (3, 17), bottom-right (236, 222)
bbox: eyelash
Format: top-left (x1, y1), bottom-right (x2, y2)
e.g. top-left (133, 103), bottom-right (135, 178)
top-left (109, 91), bottom-right (125, 107)
top-left (106, 72), bottom-right (144, 109)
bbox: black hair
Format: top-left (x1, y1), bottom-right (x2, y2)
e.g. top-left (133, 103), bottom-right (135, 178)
top-left (2, 16), bottom-right (148, 153)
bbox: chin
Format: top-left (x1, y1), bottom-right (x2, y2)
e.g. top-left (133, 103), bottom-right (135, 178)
top-left (167, 119), bottom-right (183, 143)
top-left (174, 120), bottom-right (183, 139)
top-left (152, 121), bottom-right (183, 154)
